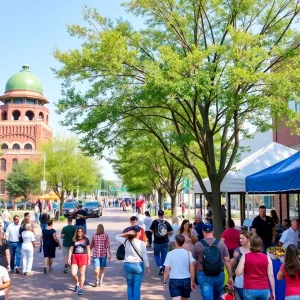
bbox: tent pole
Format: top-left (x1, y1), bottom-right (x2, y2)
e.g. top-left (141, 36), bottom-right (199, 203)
top-left (279, 194), bottom-right (282, 224)
top-left (246, 192), bottom-right (250, 231)
top-left (298, 194), bottom-right (300, 220)
top-left (287, 194), bottom-right (290, 220)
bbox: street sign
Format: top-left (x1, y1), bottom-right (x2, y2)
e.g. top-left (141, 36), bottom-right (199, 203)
top-left (111, 187), bottom-right (126, 192)
top-left (184, 179), bottom-right (190, 189)
top-left (41, 180), bottom-right (47, 192)
top-left (120, 187), bottom-right (126, 192)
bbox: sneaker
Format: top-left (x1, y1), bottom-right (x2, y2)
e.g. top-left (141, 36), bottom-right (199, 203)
top-left (74, 284), bottom-right (79, 293)
top-left (99, 281), bottom-right (103, 287)
top-left (77, 289), bottom-right (83, 295)
top-left (15, 267), bottom-right (20, 274)
top-left (92, 280), bottom-right (99, 288)
top-left (159, 267), bottom-right (164, 275)
top-left (63, 267), bottom-right (68, 273)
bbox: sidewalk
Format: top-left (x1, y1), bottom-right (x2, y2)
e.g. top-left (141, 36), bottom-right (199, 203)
top-left (8, 207), bottom-right (202, 300)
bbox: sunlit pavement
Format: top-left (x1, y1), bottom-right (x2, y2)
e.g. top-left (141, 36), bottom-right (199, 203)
top-left (8, 207), bottom-right (203, 300)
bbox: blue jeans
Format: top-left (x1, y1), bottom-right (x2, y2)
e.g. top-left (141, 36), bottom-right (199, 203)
top-left (74, 224), bottom-right (87, 234)
top-left (35, 213), bottom-right (40, 224)
top-left (40, 223), bottom-right (47, 232)
top-left (8, 242), bottom-right (21, 269)
top-left (244, 289), bottom-right (270, 300)
top-left (3, 221), bottom-right (10, 232)
top-left (198, 271), bottom-right (224, 300)
top-left (124, 262), bottom-right (144, 300)
top-left (154, 243), bottom-right (168, 268)
top-left (235, 287), bottom-right (244, 300)
top-left (286, 297), bottom-right (300, 300)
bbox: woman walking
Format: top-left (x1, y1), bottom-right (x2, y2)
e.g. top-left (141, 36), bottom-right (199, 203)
top-left (221, 219), bottom-right (240, 258)
top-left (40, 210), bottom-right (50, 232)
top-left (143, 211), bottom-right (153, 247)
top-left (0, 230), bottom-right (10, 270)
top-left (178, 220), bottom-right (197, 252)
top-left (277, 244), bottom-right (300, 299)
top-left (163, 234), bottom-right (196, 300)
top-left (21, 223), bottom-right (35, 275)
top-left (231, 231), bottom-right (251, 300)
top-left (116, 226), bottom-right (150, 300)
top-left (169, 217), bottom-right (180, 251)
top-left (236, 235), bottom-right (275, 300)
top-left (90, 224), bottom-right (111, 287)
top-left (68, 227), bottom-right (91, 296)
top-left (40, 219), bottom-right (61, 273)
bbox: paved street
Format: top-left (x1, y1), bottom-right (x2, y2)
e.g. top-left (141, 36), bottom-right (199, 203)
top-left (9, 207), bottom-right (201, 300)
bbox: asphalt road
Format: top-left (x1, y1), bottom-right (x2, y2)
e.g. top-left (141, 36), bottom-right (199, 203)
top-left (8, 207), bottom-right (203, 300)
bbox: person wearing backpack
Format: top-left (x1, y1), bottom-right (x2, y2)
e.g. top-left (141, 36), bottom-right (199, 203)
top-left (192, 223), bottom-right (233, 300)
top-left (149, 210), bottom-right (173, 275)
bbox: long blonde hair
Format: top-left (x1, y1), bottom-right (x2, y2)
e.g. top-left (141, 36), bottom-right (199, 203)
top-left (96, 224), bottom-right (105, 235)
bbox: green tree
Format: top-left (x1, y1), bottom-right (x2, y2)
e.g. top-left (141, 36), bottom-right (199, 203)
top-left (6, 160), bottom-right (39, 201)
top-left (54, 1), bottom-right (300, 236)
top-left (32, 136), bottom-right (99, 211)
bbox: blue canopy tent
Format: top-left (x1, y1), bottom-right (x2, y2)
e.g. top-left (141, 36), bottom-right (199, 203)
top-left (246, 151), bottom-right (300, 221)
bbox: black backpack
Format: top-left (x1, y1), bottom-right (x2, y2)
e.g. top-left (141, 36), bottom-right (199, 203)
top-left (116, 239), bottom-right (127, 260)
top-left (200, 239), bottom-right (223, 276)
top-left (155, 220), bottom-right (168, 238)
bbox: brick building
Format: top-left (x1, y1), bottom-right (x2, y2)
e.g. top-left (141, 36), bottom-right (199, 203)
top-left (0, 65), bottom-right (52, 199)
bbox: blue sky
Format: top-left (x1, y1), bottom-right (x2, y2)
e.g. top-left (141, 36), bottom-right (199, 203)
top-left (0, 0), bottom-right (141, 180)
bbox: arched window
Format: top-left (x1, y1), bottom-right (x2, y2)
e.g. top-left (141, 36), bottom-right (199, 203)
top-left (24, 144), bottom-right (32, 150)
top-left (1, 111), bottom-right (7, 121)
top-left (1, 144), bottom-right (8, 150)
top-left (25, 110), bottom-right (34, 121)
top-left (38, 112), bottom-right (44, 121)
top-left (0, 159), bottom-right (6, 172)
top-left (12, 158), bottom-right (18, 165)
top-left (12, 110), bottom-right (21, 121)
top-left (12, 144), bottom-right (20, 150)
top-left (0, 180), bottom-right (5, 195)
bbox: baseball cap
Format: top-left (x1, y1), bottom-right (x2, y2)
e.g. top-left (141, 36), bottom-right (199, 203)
top-left (131, 226), bottom-right (141, 232)
top-left (158, 210), bottom-right (164, 216)
top-left (202, 223), bottom-right (213, 233)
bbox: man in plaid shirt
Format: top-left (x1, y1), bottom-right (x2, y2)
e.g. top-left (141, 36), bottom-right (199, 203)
top-left (90, 224), bottom-right (111, 287)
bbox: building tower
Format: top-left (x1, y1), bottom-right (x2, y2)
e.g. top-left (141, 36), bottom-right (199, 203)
top-left (0, 65), bottom-right (52, 199)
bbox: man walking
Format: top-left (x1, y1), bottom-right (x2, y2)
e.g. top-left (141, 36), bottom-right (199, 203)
top-left (192, 223), bottom-right (233, 300)
top-left (123, 216), bottom-right (147, 243)
top-left (251, 205), bottom-right (275, 252)
top-left (150, 210), bottom-right (173, 275)
top-left (73, 204), bottom-right (88, 233)
top-left (5, 216), bottom-right (21, 273)
top-left (193, 214), bottom-right (204, 241)
top-left (60, 217), bottom-right (76, 273)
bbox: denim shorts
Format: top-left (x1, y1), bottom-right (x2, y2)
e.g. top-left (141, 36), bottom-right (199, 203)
top-left (244, 289), bottom-right (270, 300)
top-left (169, 278), bottom-right (191, 298)
top-left (93, 256), bottom-right (107, 268)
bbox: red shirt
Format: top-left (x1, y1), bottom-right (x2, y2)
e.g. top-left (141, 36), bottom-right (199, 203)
top-left (244, 252), bottom-right (269, 290)
top-left (280, 264), bottom-right (300, 296)
top-left (90, 233), bottom-right (110, 258)
top-left (123, 226), bottom-right (147, 243)
top-left (221, 228), bottom-right (240, 250)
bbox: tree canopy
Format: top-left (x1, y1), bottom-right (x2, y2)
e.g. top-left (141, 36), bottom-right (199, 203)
top-left (54, 0), bottom-right (300, 235)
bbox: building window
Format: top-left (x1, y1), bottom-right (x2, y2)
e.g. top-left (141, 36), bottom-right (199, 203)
top-left (0, 159), bottom-right (6, 172)
top-left (12, 158), bottom-right (18, 165)
top-left (38, 112), bottom-right (44, 121)
top-left (38, 100), bottom-right (43, 106)
top-left (24, 144), bottom-right (33, 150)
top-left (1, 144), bottom-right (8, 150)
top-left (12, 110), bottom-right (21, 121)
top-left (1, 111), bottom-right (7, 121)
top-left (25, 110), bottom-right (34, 121)
top-left (13, 98), bottom-right (24, 104)
top-left (26, 99), bottom-right (36, 105)
top-left (12, 144), bottom-right (20, 150)
top-left (0, 180), bottom-right (5, 195)
top-left (4, 99), bottom-right (11, 105)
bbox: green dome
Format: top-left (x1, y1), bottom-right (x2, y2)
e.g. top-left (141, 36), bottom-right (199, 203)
top-left (5, 65), bottom-right (43, 93)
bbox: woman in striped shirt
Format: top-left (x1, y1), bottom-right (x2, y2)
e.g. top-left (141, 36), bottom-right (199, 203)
top-left (90, 224), bottom-right (111, 287)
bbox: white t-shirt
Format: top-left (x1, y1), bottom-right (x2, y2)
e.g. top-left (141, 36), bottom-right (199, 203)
top-left (22, 231), bottom-right (35, 250)
top-left (2, 210), bottom-right (10, 222)
top-left (5, 223), bottom-right (20, 242)
top-left (137, 214), bottom-right (145, 227)
top-left (143, 217), bottom-right (153, 231)
top-left (279, 227), bottom-right (299, 248)
top-left (0, 266), bottom-right (9, 296)
top-left (164, 248), bottom-right (195, 279)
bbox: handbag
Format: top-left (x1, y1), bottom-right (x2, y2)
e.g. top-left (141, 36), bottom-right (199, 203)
top-left (116, 239), bottom-right (127, 260)
top-left (54, 240), bottom-right (59, 247)
top-left (129, 240), bottom-right (143, 261)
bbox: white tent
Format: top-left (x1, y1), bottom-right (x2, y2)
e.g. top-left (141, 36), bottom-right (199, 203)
top-left (194, 142), bottom-right (297, 193)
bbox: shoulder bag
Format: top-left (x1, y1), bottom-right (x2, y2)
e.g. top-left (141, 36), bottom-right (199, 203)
top-left (129, 240), bottom-right (143, 262)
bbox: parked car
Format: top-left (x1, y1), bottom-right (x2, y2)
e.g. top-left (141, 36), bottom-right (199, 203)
top-left (5, 202), bottom-right (13, 210)
top-left (164, 202), bottom-right (172, 210)
top-left (17, 202), bottom-right (33, 210)
top-left (83, 201), bottom-right (102, 218)
top-left (62, 202), bottom-right (78, 217)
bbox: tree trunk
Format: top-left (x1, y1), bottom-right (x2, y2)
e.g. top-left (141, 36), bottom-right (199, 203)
top-left (210, 182), bottom-right (223, 238)
top-left (157, 188), bottom-right (163, 210)
top-left (171, 194), bottom-right (177, 217)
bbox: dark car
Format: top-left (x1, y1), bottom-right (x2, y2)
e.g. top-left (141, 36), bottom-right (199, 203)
top-left (83, 202), bottom-right (102, 218)
top-left (17, 202), bottom-right (33, 210)
top-left (5, 202), bottom-right (13, 210)
top-left (164, 202), bottom-right (172, 210)
top-left (62, 202), bottom-right (78, 217)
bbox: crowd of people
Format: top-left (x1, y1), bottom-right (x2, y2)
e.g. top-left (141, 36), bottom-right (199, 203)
top-left (0, 200), bottom-right (299, 300)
